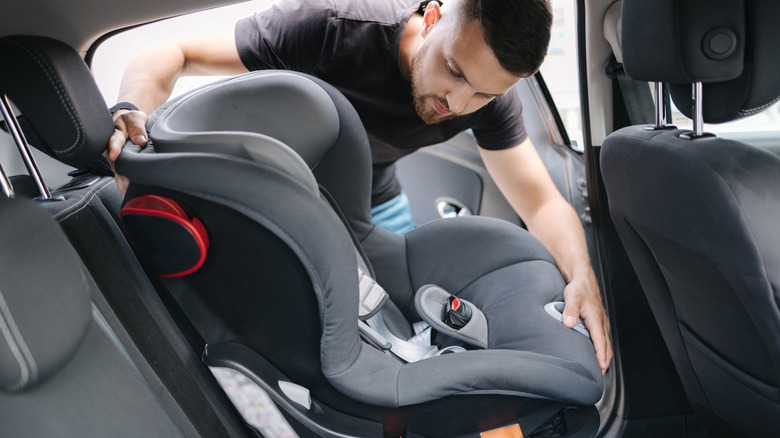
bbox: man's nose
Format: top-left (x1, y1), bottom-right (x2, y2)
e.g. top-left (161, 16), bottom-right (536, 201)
top-left (446, 84), bottom-right (473, 114)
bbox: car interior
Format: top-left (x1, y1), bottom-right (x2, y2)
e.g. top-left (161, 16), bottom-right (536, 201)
top-left (601, 0), bottom-right (780, 436)
top-left (1, 0), bottom-right (778, 437)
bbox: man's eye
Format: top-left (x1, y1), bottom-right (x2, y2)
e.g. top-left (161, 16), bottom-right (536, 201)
top-left (446, 65), bottom-right (461, 79)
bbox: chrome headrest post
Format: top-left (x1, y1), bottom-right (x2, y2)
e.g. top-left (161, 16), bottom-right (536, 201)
top-left (654, 82), bottom-right (667, 128)
top-left (0, 94), bottom-right (51, 199)
top-left (692, 81), bottom-right (704, 137)
top-left (0, 159), bottom-right (12, 198)
top-left (679, 81), bottom-right (714, 141)
top-left (645, 82), bottom-right (675, 132)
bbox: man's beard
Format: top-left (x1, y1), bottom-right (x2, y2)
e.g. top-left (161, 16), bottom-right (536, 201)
top-left (410, 47), bottom-right (457, 125)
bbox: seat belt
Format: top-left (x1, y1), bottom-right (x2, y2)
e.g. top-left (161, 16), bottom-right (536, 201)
top-left (604, 53), bottom-right (655, 127)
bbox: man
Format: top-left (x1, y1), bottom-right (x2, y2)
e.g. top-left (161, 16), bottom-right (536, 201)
top-left (107, 0), bottom-right (612, 374)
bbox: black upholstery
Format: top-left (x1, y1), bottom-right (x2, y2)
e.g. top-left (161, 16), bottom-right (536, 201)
top-left (602, 1), bottom-right (780, 436)
top-left (0, 36), bottom-right (113, 174)
top-left (623, 0), bottom-right (780, 123)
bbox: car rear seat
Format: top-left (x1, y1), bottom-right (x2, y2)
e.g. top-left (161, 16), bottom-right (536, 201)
top-left (0, 36), bottom-right (251, 437)
top-left (0, 195), bottom-right (203, 436)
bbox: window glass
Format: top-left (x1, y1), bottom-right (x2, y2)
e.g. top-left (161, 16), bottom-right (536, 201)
top-left (538, 0), bottom-right (583, 152)
top-left (670, 98), bottom-right (780, 134)
top-left (93, 0), bottom-right (590, 152)
top-left (92, 0), bottom-right (275, 104)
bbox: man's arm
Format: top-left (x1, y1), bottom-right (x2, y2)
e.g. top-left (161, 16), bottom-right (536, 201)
top-left (479, 139), bottom-right (613, 375)
top-left (107, 31), bottom-right (248, 162)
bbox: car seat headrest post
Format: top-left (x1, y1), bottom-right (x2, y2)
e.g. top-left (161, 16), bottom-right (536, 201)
top-left (692, 81), bottom-right (704, 137)
top-left (0, 156), bottom-right (12, 198)
top-left (645, 82), bottom-right (676, 132)
top-left (679, 81), bottom-right (715, 141)
top-left (654, 82), bottom-right (667, 128)
top-left (0, 93), bottom-right (51, 199)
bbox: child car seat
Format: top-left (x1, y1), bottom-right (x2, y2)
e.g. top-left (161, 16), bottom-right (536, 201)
top-left (0, 34), bottom-right (604, 437)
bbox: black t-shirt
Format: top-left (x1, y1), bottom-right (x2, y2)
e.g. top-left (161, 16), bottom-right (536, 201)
top-left (235, 0), bottom-right (527, 205)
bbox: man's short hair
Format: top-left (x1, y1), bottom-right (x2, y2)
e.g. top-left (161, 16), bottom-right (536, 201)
top-left (419, 0), bottom-right (553, 78)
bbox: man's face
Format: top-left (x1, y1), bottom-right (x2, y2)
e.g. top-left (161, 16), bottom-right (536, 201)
top-left (410, 18), bottom-right (520, 124)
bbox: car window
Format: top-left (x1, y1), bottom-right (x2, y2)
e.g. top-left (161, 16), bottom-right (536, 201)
top-left (670, 98), bottom-right (780, 134)
top-left (92, 0), bottom-right (275, 104)
top-left (93, 0), bottom-right (587, 152)
top-left (538, 0), bottom-right (583, 152)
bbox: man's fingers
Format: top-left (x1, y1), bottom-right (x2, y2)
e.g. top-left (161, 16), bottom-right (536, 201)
top-left (114, 173), bottom-right (129, 196)
top-left (582, 306), bottom-right (612, 375)
top-left (124, 110), bottom-right (149, 146)
top-left (600, 311), bottom-right (614, 372)
top-left (562, 309), bottom-right (579, 328)
top-left (107, 128), bottom-right (127, 162)
top-left (107, 110), bottom-right (149, 162)
top-left (561, 288), bottom-right (583, 328)
top-left (587, 314), bottom-right (609, 374)
top-left (562, 283), bottom-right (613, 375)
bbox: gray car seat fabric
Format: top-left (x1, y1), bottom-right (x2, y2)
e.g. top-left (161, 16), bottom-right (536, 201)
top-left (132, 69), bottom-right (603, 407)
top-left (601, 1), bottom-right (780, 436)
top-left (0, 196), bottom-right (195, 437)
top-left (0, 34), bottom-right (603, 435)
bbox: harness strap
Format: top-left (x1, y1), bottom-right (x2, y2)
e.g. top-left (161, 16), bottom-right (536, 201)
top-left (356, 266), bottom-right (439, 362)
top-left (357, 267), bottom-right (388, 321)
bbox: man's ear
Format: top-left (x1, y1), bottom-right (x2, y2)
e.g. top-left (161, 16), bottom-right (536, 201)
top-left (421, 1), bottom-right (442, 37)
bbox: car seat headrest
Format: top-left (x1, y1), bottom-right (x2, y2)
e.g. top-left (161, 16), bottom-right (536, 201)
top-left (621, 0), bottom-right (780, 123)
top-left (128, 70), bottom-right (375, 240)
top-left (0, 197), bottom-right (92, 392)
top-left (149, 72), bottom-right (340, 194)
top-left (0, 36), bottom-right (114, 174)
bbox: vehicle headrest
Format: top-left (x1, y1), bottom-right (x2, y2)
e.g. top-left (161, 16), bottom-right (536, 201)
top-left (148, 72), bottom-right (340, 195)
top-left (0, 196), bottom-right (93, 392)
top-left (621, 0), bottom-right (780, 123)
top-left (124, 70), bottom-right (375, 239)
top-left (0, 36), bottom-right (114, 174)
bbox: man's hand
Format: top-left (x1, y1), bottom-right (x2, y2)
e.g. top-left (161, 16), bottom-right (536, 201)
top-left (107, 109), bottom-right (148, 194)
top-left (479, 142), bottom-right (613, 375)
top-left (104, 33), bottom-right (248, 194)
top-left (108, 109), bottom-right (149, 160)
top-left (562, 270), bottom-right (613, 375)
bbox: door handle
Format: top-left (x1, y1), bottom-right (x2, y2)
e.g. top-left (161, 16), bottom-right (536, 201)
top-left (435, 197), bottom-right (472, 218)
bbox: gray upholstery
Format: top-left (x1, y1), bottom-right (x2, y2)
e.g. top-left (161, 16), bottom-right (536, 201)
top-left (602, 1), bottom-right (780, 435)
top-left (150, 73), bottom-right (338, 194)
top-left (0, 33), bottom-right (603, 435)
top-left (126, 69), bottom-right (603, 409)
top-left (0, 197), bottom-right (92, 392)
top-left (0, 196), bottom-right (191, 437)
